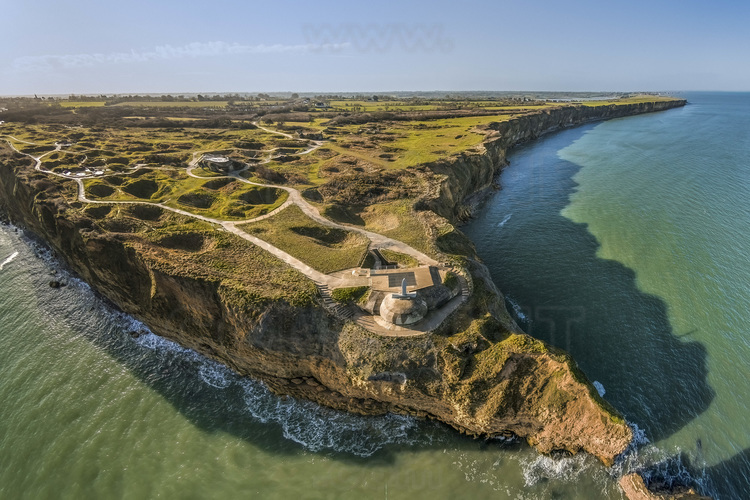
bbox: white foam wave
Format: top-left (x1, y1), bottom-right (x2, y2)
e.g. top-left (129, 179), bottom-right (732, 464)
top-left (240, 378), bottom-right (420, 456)
top-left (134, 331), bottom-right (193, 358)
top-left (131, 331), bottom-right (423, 456)
top-left (629, 422), bottom-right (650, 448)
top-left (2, 223), bottom-right (427, 458)
top-left (0, 251), bottom-right (19, 271)
top-left (497, 213), bottom-right (512, 227)
top-left (521, 453), bottom-right (594, 487)
top-left (198, 361), bottom-right (233, 389)
top-left (610, 429), bottom-right (712, 497)
top-left (506, 296), bottom-right (528, 322)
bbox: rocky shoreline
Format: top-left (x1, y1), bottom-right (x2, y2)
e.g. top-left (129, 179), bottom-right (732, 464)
top-left (0, 98), bottom-right (686, 473)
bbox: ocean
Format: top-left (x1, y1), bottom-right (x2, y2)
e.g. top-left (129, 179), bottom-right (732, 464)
top-left (1, 92), bottom-right (747, 498)
top-left (464, 91), bottom-right (750, 498)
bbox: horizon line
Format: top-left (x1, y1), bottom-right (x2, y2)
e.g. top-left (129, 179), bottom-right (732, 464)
top-left (3, 89), bottom-right (742, 99)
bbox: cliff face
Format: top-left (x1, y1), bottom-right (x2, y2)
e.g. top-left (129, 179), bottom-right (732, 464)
top-left (425, 100), bottom-right (686, 221)
top-left (0, 101), bottom-right (685, 466)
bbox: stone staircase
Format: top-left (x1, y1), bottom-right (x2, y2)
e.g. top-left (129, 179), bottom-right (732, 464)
top-left (316, 283), bottom-right (355, 320)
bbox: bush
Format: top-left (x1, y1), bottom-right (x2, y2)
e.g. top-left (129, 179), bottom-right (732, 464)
top-left (443, 271), bottom-right (458, 290)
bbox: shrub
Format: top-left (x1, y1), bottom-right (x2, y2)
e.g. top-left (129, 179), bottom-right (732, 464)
top-left (443, 271), bottom-right (458, 290)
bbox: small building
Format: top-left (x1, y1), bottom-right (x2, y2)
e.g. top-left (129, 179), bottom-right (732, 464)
top-left (202, 154), bottom-right (235, 172)
top-left (379, 278), bottom-right (428, 325)
top-left (360, 266), bottom-right (457, 326)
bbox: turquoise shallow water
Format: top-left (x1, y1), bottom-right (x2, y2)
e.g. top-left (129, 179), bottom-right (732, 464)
top-left (1, 93), bottom-right (747, 499)
top-left (0, 228), bottom-right (618, 499)
top-left (465, 92), bottom-right (750, 498)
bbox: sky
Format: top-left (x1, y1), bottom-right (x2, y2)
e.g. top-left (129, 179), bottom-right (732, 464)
top-left (2, 0), bottom-right (749, 95)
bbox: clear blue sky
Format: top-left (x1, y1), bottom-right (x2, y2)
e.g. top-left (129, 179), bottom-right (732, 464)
top-left (2, 0), bottom-right (748, 94)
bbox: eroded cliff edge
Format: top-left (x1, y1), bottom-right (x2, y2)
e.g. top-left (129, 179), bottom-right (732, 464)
top-left (424, 99), bottom-right (687, 221)
top-left (0, 99), bottom-right (685, 466)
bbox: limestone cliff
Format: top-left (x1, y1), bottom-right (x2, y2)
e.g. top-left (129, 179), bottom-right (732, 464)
top-left (424, 99), bottom-right (686, 221)
top-left (0, 100), bottom-right (684, 466)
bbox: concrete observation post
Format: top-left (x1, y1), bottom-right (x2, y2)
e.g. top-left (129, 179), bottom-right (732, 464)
top-left (379, 278), bottom-right (428, 325)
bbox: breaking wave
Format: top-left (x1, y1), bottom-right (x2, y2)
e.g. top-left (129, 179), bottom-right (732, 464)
top-left (521, 452), bottom-right (596, 487)
top-left (0, 224), bottom-right (428, 459)
top-left (496, 213), bottom-right (512, 227)
top-left (506, 295), bottom-right (529, 324)
top-left (132, 328), bottom-right (425, 456)
top-left (241, 378), bottom-right (421, 456)
top-left (0, 251), bottom-right (19, 271)
top-left (1, 224), bottom-right (716, 492)
top-left (198, 360), bottom-right (233, 389)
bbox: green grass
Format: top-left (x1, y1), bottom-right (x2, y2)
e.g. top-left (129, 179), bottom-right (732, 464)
top-left (579, 95), bottom-right (680, 107)
top-left (324, 115), bottom-right (515, 169)
top-left (327, 99), bottom-right (555, 113)
top-left (57, 101), bottom-right (107, 108)
top-left (379, 249), bottom-right (418, 268)
top-left (359, 200), bottom-right (435, 256)
top-left (277, 118), bottom-right (329, 131)
top-left (83, 170), bottom-right (288, 220)
top-left (239, 205), bottom-right (370, 274)
top-left (385, 116), bottom-right (512, 166)
top-left (11, 124), bottom-right (306, 175)
top-left (442, 271), bottom-right (458, 289)
top-left (331, 286), bottom-right (369, 304)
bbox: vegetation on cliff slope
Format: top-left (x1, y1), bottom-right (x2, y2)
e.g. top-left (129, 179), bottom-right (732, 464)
top-left (0, 93), bottom-right (685, 464)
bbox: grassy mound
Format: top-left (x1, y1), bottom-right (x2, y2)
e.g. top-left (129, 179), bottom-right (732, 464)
top-left (240, 205), bottom-right (369, 273)
top-left (202, 178), bottom-right (236, 190)
top-left (289, 225), bottom-right (349, 245)
top-left (122, 179), bottom-right (159, 199)
top-left (177, 190), bottom-right (217, 209)
top-left (126, 204), bottom-right (164, 221)
top-left (379, 249), bottom-right (419, 268)
top-left (155, 232), bottom-right (207, 252)
top-left (331, 286), bottom-right (369, 304)
top-left (84, 205), bottom-right (112, 219)
top-left (238, 187), bottom-right (283, 205)
top-left (87, 183), bottom-right (115, 198)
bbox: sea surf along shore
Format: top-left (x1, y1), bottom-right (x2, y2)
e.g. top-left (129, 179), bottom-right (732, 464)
top-left (464, 91), bottom-right (750, 499)
top-left (0, 96), bottom-right (696, 498)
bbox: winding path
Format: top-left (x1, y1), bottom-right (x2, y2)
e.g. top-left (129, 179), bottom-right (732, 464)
top-left (2, 123), bottom-right (466, 335)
